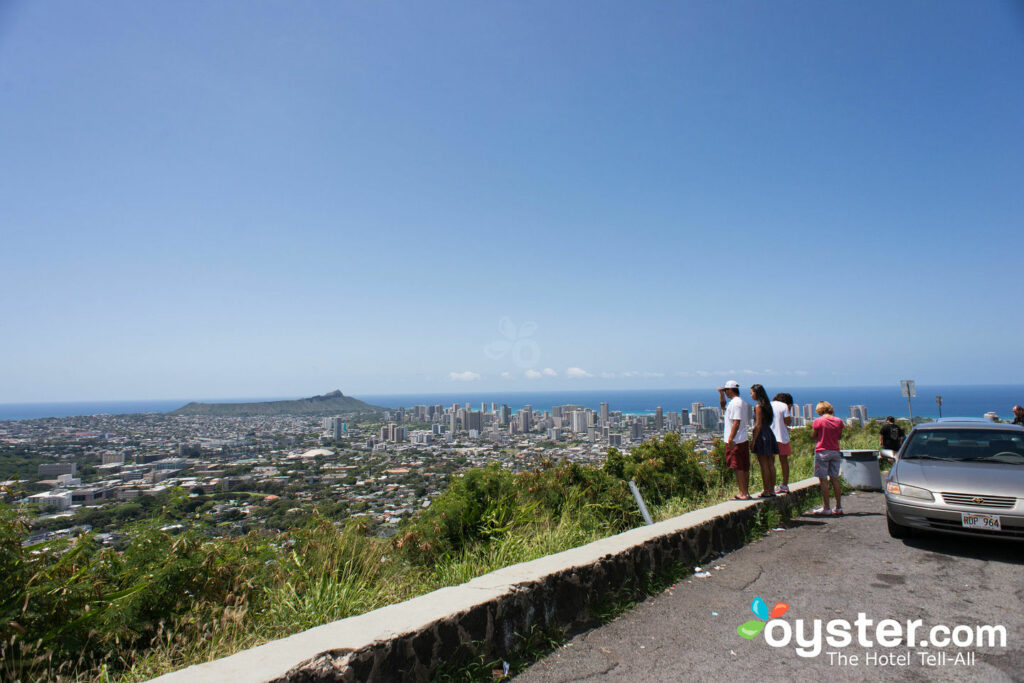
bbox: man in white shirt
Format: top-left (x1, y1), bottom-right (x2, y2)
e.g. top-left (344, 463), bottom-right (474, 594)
top-left (718, 380), bottom-right (751, 500)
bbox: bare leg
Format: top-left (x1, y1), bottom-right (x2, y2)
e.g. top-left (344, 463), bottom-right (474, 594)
top-left (819, 478), bottom-right (831, 509)
top-left (758, 455), bottom-right (775, 495)
top-left (831, 477), bottom-right (842, 510)
top-left (779, 455), bottom-right (790, 486)
top-left (736, 468), bottom-right (750, 498)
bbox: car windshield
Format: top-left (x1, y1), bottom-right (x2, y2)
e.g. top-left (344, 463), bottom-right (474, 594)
top-left (902, 429), bottom-right (1024, 464)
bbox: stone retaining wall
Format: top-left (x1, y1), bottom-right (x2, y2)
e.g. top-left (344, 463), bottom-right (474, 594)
top-left (152, 478), bottom-right (820, 683)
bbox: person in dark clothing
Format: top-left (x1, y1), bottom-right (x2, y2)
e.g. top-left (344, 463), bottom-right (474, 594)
top-left (1013, 405), bottom-right (1024, 426)
top-left (879, 416), bottom-right (905, 451)
top-left (749, 384), bottom-right (777, 498)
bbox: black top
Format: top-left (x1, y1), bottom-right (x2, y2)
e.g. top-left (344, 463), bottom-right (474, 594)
top-left (880, 423), bottom-right (905, 450)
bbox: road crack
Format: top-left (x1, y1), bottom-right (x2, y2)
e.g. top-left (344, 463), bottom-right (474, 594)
top-left (740, 567), bottom-right (763, 591)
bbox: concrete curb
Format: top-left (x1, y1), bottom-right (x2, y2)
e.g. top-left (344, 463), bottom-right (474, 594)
top-left (151, 477), bottom-right (821, 683)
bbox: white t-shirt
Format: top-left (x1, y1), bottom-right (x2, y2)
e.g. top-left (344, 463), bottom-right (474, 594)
top-left (770, 400), bottom-right (791, 444)
top-left (724, 396), bottom-right (749, 443)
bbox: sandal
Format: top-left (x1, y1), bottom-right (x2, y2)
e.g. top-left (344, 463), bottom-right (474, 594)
top-left (732, 495), bottom-right (751, 501)
top-left (810, 507), bottom-right (832, 516)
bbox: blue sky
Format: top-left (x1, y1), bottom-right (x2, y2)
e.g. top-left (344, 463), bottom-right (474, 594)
top-left (1, 1), bottom-right (1022, 402)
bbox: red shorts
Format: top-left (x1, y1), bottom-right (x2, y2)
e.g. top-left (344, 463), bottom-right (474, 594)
top-left (725, 441), bottom-right (750, 470)
top-left (777, 442), bottom-right (793, 456)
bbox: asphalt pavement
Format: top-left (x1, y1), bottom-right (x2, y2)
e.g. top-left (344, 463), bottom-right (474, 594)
top-left (516, 491), bottom-right (1023, 683)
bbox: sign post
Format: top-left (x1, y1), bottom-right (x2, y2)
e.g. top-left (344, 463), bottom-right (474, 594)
top-left (935, 395), bottom-right (943, 419)
top-left (900, 380), bottom-right (916, 426)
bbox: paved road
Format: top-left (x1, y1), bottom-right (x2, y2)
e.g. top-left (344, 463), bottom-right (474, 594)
top-left (517, 492), bottom-right (1023, 682)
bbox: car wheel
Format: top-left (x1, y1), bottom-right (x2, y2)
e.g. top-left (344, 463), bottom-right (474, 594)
top-left (887, 514), bottom-right (915, 539)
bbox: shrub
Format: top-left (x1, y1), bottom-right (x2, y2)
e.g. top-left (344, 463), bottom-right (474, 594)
top-left (603, 432), bottom-right (709, 506)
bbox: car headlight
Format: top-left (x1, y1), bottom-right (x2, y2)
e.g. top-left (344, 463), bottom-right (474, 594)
top-left (886, 481), bottom-right (934, 501)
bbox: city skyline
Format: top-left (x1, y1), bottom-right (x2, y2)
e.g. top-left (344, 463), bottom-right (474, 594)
top-left (3, 2), bottom-right (1023, 402)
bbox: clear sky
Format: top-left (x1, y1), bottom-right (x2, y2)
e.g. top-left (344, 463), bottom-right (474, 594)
top-left (1, 1), bottom-right (1022, 402)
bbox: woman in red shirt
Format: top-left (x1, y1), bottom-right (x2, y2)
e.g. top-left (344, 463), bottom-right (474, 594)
top-left (812, 401), bottom-right (844, 516)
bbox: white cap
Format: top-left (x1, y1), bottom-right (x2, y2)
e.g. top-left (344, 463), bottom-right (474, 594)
top-left (723, 380), bottom-right (739, 390)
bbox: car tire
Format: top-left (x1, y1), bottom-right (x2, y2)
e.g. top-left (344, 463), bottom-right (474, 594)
top-left (887, 514), bottom-right (915, 539)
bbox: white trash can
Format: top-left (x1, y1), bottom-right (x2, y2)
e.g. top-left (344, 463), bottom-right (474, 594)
top-left (839, 450), bottom-right (883, 491)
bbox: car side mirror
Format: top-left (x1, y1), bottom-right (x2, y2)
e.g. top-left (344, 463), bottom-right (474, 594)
top-left (878, 449), bottom-right (896, 463)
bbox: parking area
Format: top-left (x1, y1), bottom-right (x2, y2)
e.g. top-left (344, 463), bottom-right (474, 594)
top-left (517, 492), bottom-right (1023, 682)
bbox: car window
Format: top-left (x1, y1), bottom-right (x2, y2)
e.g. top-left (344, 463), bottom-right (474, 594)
top-left (902, 430), bottom-right (1024, 464)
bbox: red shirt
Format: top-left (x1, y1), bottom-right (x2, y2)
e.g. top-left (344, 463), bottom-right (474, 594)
top-left (813, 415), bottom-right (844, 452)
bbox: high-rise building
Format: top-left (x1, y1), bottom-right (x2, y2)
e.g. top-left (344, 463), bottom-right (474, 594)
top-left (849, 405), bottom-right (868, 426)
top-left (691, 403), bottom-right (705, 428)
top-left (467, 411), bottom-right (483, 432)
top-left (655, 406), bottom-right (664, 430)
top-left (599, 402), bottom-right (609, 426)
top-left (630, 418), bottom-right (645, 440)
top-left (803, 403), bottom-right (814, 420)
top-left (499, 404), bottom-right (511, 426)
top-left (701, 407), bottom-right (720, 431)
top-left (571, 410), bottom-right (589, 433)
top-left (680, 409), bottom-right (690, 426)
top-left (519, 406), bottom-right (532, 432)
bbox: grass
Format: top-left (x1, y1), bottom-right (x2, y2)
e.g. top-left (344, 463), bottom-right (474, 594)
top-left (12, 424), bottom-right (881, 682)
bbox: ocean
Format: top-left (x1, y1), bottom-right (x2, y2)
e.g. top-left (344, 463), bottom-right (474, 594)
top-left (361, 386), bottom-right (1023, 421)
top-left (2, 385), bottom-right (1020, 422)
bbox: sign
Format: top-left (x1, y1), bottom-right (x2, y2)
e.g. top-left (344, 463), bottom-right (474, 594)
top-left (900, 380), bottom-right (916, 398)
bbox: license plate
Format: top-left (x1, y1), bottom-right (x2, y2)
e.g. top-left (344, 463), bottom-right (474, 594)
top-left (962, 512), bottom-right (1001, 531)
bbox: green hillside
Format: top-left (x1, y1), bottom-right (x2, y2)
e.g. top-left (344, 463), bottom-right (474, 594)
top-left (169, 390), bottom-right (386, 416)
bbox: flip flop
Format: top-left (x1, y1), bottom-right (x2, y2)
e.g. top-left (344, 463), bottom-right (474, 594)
top-left (732, 495), bottom-right (751, 501)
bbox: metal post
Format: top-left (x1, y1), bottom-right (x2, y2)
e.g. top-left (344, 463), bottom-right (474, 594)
top-left (628, 480), bottom-right (654, 526)
top-left (936, 395), bottom-right (943, 419)
top-left (907, 395), bottom-right (913, 426)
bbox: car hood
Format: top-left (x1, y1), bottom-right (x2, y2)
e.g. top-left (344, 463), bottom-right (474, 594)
top-left (895, 459), bottom-right (1024, 498)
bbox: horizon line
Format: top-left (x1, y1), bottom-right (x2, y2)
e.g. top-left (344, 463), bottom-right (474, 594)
top-left (2, 381), bottom-right (1021, 406)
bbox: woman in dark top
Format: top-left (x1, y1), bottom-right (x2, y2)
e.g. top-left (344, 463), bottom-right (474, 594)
top-left (750, 384), bottom-right (778, 497)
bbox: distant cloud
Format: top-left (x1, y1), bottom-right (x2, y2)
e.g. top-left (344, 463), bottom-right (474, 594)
top-left (795, 370), bottom-right (810, 376)
top-left (542, 367), bottom-right (557, 377)
top-left (500, 371), bottom-right (512, 379)
top-left (620, 370), bottom-right (665, 378)
top-left (600, 371), bottom-right (617, 379)
top-left (525, 369), bottom-right (542, 379)
top-left (449, 370), bottom-right (481, 381)
top-left (566, 367), bottom-right (593, 378)
top-left (674, 371), bottom-right (690, 377)
top-left (696, 370), bottom-right (712, 377)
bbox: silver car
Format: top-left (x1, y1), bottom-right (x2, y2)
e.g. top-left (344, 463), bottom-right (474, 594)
top-left (884, 419), bottom-right (1024, 541)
